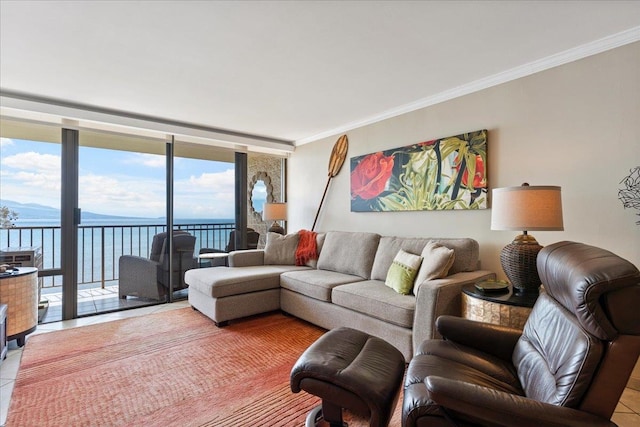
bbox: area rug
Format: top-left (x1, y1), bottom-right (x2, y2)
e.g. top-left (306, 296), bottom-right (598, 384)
top-left (7, 308), bottom-right (404, 426)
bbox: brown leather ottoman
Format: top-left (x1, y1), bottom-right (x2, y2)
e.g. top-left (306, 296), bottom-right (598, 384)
top-left (291, 327), bottom-right (405, 427)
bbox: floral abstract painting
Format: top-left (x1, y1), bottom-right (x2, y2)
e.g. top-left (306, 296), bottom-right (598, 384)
top-left (350, 130), bottom-right (487, 212)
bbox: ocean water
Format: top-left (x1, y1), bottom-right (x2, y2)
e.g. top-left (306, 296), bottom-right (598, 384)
top-left (1, 218), bottom-right (235, 287)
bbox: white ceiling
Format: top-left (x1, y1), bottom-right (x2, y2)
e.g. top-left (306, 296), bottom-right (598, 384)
top-left (1, 1), bottom-right (639, 150)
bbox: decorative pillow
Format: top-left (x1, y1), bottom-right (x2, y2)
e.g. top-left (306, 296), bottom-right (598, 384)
top-left (414, 241), bottom-right (456, 292)
top-left (385, 249), bottom-right (423, 295)
top-left (264, 232), bottom-right (299, 265)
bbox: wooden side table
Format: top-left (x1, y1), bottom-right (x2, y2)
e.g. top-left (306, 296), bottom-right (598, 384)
top-left (461, 282), bottom-right (538, 330)
top-left (0, 267), bottom-right (38, 346)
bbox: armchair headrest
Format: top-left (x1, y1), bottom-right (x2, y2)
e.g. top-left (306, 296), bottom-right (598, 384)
top-left (150, 230), bottom-right (191, 261)
top-left (537, 241), bottom-right (640, 340)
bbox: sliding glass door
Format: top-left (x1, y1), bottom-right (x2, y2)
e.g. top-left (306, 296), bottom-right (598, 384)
top-left (172, 142), bottom-right (236, 265)
top-left (77, 130), bottom-right (167, 316)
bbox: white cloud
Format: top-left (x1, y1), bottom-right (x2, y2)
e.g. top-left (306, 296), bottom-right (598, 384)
top-left (79, 173), bottom-right (166, 217)
top-left (186, 169), bottom-right (235, 191)
top-left (12, 171), bottom-right (61, 191)
top-left (172, 169), bottom-right (236, 218)
top-left (0, 137), bottom-right (15, 148)
top-left (1, 152), bottom-right (62, 203)
top-left (2, 151), bottom-right (60, 172)
top-left (124, 153), bottom-right (165, 168)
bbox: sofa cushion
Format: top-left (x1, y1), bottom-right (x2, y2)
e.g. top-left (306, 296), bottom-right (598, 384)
top-left (332, 280), bottom-right (416, 328)
top-left (414, 241), bottom-right (455, 293)
top-left (317, 231), bottom-right (380, 279)
top-left (280, 269), bottom-right (363, 302)
top-left (371, 236), bottom-right (479, 280)
top-left (185, 265), bottom-right (307, 298)
top-left (264, 232), bottom-right (300, 265)
top-left (385, 249), bottom-right (423, 295)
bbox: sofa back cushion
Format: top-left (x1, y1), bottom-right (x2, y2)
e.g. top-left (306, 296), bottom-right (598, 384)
top-left (371, 236), bottom-right (480, 281)
top-left (317, 231), bottom-right (380, 279)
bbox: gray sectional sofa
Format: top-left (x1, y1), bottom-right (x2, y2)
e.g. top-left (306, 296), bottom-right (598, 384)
top-left (185, 231), bottom-right (494, 361)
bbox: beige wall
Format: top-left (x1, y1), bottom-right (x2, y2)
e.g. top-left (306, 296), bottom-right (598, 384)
top-left (288, 42), bottom-right (640, 278)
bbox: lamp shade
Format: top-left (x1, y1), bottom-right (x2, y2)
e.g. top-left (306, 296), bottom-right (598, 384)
top-left (263, 203), bottom-right (287, 221)
top-left (491, 185), bottom-right (563, 232)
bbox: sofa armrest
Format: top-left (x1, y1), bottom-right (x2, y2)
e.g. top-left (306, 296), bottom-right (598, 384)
top-left (412, 270), bottom-right (495, 353)
top-left (228, 249), bottom-right (265, 267)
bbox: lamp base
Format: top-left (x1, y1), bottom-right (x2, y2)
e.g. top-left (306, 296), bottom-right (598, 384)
top-left (268, 222), bottom-right (285, 235)
top-left (500, 234), bottom-right (542, 294)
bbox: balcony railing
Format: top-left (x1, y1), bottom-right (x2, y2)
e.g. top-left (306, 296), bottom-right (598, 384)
top-left (0, 222), bottom-right (234, 290)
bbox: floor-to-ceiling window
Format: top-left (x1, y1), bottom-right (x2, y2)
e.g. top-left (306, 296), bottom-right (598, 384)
top-left (1, 116), bottom-right (284, 323)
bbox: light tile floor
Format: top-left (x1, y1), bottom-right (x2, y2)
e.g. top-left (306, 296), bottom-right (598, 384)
top-left (39, 285), bottom-right (173, 323)
top-left (1, 303), bottom-right (639, 427)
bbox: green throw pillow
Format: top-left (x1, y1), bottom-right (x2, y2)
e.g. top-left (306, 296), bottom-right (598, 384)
top-left (385, 249), bottom-right (423, 295)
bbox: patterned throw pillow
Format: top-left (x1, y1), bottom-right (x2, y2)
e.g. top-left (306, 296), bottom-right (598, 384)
top-left (385, 249), bottom-right (423, 295)
top-left (414, 241), bottom-right (456, 293)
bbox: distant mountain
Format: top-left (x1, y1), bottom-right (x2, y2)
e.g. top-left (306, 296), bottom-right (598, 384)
top-left (1, 200), bottom-right (59, 219)
top-left (0, 199), bottom-right (148, 220)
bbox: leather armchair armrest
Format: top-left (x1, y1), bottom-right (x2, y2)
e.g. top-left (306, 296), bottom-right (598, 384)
top-left (426, 376), bottom-right (615, 427)
top-left (436, 315), bottom-right (522, 361)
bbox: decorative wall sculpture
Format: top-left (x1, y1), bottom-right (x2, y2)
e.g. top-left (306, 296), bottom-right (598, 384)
top-left (350, 130), bottom-right (487, 212)
top-left (248, 154), bottom-right (283, 247)
top-left (619, 166), bottom-right (640, 225)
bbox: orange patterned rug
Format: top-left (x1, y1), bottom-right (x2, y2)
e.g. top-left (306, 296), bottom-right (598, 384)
top-left (7, 308), bottom-right (404, 426)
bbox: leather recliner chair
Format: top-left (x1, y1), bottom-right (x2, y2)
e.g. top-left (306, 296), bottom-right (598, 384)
top-left (403, 241), bottom-right (640, 427)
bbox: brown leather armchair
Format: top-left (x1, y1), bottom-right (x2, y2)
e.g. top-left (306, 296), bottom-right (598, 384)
top-left (403, 241), bottom-right (640, 427)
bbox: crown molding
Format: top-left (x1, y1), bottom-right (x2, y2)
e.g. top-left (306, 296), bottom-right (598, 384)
top-left (295, 26), bottom-right (640, 146)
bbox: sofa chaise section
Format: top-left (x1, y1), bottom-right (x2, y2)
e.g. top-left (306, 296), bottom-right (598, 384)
top-left (186, 251), bottom-right (308, 326)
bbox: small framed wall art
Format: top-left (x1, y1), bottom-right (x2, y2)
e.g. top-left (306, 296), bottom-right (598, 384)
top-left (350, 129), bottom-right (487, 212)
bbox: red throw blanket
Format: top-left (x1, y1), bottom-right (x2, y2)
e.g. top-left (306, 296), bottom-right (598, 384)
top-left (296, 229), bottom-right (318, 266)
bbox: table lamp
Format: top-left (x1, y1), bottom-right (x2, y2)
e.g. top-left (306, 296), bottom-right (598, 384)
top-left (491, 183), bottom-right (563, 293)
top-left (263, 203), bottom-right (287, 235)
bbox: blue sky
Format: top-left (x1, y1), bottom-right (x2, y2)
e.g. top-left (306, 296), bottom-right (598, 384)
top-left (0, 137), bottom-right (254, 219)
